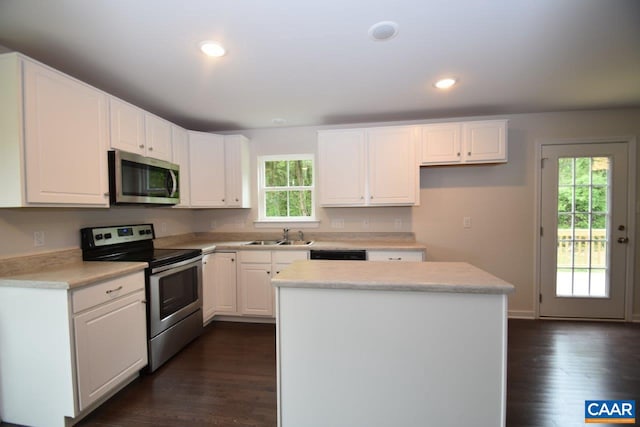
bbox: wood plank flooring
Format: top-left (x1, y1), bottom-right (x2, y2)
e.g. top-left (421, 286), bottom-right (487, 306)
top-left (2, 319), bottom-right (639, 426)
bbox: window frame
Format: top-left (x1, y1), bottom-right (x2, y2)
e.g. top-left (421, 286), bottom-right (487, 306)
top-left (257, 154), bottom-right (317, 223)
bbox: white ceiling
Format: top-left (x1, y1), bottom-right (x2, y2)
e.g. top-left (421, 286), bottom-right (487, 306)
top-left (1, 0), bottom-right (639, 131)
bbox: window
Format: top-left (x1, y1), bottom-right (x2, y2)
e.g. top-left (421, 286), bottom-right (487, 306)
top-left (258, 155), bottom-right (315, 221)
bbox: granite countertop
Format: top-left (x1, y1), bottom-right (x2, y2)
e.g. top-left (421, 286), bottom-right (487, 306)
top-left (272, 260), bottom-right (515, 295)
top-left (0, 261), bottom-right (147, 290)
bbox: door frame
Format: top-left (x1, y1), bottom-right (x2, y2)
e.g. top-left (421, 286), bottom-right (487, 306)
top-left (533, 136), bottom-right (637, 321)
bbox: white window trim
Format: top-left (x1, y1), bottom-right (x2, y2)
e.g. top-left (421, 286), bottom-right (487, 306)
top-left (256, 154), bottom-right (317, 224)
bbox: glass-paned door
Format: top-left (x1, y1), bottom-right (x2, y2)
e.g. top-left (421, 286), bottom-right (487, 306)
top-left (540, 143), bottom-right (629, 319)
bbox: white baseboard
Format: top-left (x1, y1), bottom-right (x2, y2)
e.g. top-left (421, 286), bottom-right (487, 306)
top-left (508, 310), bottom-right (536, 319)
top-left (632, 313), bottom-right (640, 323)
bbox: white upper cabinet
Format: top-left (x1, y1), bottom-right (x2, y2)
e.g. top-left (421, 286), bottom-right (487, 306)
top-left (0, 53), bottom-right (110, 207)
top-left (223, 135), bottom-right (251, 208)
top-left (421, 119), bottom-right (507, 165)
top-left (187, 131), bottom-right (251, 208)
top-left (318, 129), bottom-right (366, 206)
top-left (109, 97), bottom-right (172, 162)
top-left (318, 126), bottom-right (419, 207)
top-left (188, 131), bottom-right (226, 207)
top-left (171, 125), bottom-right (190, 207)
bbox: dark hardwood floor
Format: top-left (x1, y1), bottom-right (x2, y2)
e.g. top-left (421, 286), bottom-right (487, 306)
top-left (3, 319), bottom-right (639, 426)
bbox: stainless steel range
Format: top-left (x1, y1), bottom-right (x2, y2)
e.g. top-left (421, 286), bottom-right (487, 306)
top-left (81, 223), bottom-right (203, 372)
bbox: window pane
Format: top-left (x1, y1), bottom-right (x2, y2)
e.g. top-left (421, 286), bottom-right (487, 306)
top-left (591, 157), bottom-right (609, 185)
top-left (575, 157), bottom-right (591, 185)
top-left (265, 161), bottom-right (288, 187)
top-left (558, 186), bottom-right (573, 213)
top-left (288, 160), bottom-right (313, 186)
top-left (558, 158), bottom-right (574, 185)
top-left (574, 186), bottom-right (589, 213)
top-left (557, 213), bottom-right (572, 230)
top-left (288, 191), bottom-right (312, 217)
top-left (591, 186), bottom-right (607, 212)
top-left (265, 191), bottom-right (288, 217)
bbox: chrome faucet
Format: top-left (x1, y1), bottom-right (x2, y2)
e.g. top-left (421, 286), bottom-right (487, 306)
top-left (298, 230), bottom-right (304, 241)
top-left (282, 228), bottom-right (290, 241)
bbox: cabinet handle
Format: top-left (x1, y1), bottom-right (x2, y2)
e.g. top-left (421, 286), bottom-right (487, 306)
top-left (267, 271), bottom-right (271, 275)
top-left (105, 285), bottom-right (123, 294)
top-left (457, 152), bottom-right (460, 157)
top-left (235, 198), bottom-right (239, 202)
top-left (222, 198), bottom-right (225, 202)
top-left (148, 146), bottom-right (153, 151)
top-left (468, 151), bottom-right (471, 156)
top-left (103, 192), bottom-right (110, 197)
top-left (231, 258), bottom-right (235, 262)
top-left (139, 144), bottom-right (144, 149)
top-left (388, 257), bottom-right (402, 261)
top-left (141, 300), bottom-right (147, 304)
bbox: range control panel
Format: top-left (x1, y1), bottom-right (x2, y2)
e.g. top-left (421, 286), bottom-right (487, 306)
top-left (81, 224), bottom-right (154, 248)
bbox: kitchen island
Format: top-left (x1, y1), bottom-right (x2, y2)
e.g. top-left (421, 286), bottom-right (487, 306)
top-left (272, 260), bottom-right (515, 427)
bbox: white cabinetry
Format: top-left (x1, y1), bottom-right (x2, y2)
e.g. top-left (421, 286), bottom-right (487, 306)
top-left (109, 97), bottom-right (173, 162)
top-left (202, 251), bottom-right (238, 323)
top-left (0, 52), bottom-right (110, 207)
top-left (0, 271), bottom-right (147, 427)
top-left (318, 126), bottom-right (419, 207)
top-left (171, 125), bottom-right (191, 207)
top-left (420, 120), bottom-right (507, 165)
top-left (367, 250), bottom-right (425, 262)
top-left (72, 274), bottom-right (147, 411)
top-left (238, 250), bottom-right (308, 317)
top-left (188, 131), bottom-right (250, 208)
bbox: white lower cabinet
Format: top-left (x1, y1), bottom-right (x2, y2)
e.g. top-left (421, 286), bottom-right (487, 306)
top-left (203, 251), bottom-right (238, 323)
top-left (0, 271), bottom-right (147, 427)
top-left (367, 250), bottom-right (425, 262)
top-left (238, 250), bottom-right (308, 318)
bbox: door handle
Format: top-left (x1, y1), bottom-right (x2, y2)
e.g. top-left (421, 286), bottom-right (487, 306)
top-left (617, 237), bottom-right (629, 244)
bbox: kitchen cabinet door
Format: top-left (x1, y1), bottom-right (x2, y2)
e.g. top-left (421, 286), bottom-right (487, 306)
top-left (73, 289), bottom-right (147, 411)
top-left (462, 120), bottom-right (507, 163)
top-left (202, 253), bottom-right (216, 323)
top-left (318, 129), bottom-right (366, 206)
top-left (367, 250), bottom-right (425, 262)
top-left (21, 58), bottom-right (110, 206)
top-left (144, 113), bottom-right (173, 161)
top-left (109, 97), bottom-right (146, 156)
top-left (224, 135), bottom-right (251, 208)
top-left (239, 262), bottom-right (273, 316)
top-left (420, 123), bottom-right (463, 165)
top-left (171, 125), bottom-right (190, 207)
top-left (188, 131), bottom-right (226, 207)
top-left (212, 252), bottom-right (238, 316)
top-left (367, 126), bottom-right (419, 205)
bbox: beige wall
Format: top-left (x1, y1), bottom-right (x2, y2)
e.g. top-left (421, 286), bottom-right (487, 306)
top-left (1, 108), bottom-right (638, 318)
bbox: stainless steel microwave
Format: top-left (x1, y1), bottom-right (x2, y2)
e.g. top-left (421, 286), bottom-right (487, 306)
top-left (108, 150), bottom-right (180, 205)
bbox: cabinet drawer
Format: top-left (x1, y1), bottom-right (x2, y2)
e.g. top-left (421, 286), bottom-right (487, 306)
top-left (272, 251), bottom-right (308, 263)
top-left (367, 250), bottom-right (424, 262)
top-left (239, 251), bottom-right (272, 264)
top-left (72, 271), bottom-right (145, 313)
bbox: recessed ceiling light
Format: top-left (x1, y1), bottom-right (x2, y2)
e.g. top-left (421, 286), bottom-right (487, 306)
top-left (368, 21), bottom-right (399, 41)
top-left (434, 78), bottom-right (457, 89)
top-left (199, 41), bottom-right (226, 57)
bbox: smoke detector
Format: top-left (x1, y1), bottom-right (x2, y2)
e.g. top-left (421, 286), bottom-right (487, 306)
top-left (368, 21), bottom-right (399, 41)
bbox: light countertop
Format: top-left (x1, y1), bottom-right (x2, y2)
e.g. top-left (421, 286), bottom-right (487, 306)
top-left (272, 260), bottom-right (515, 295)
top-left (158, 239), bottom-right (427, 253)
top-left (0, 261), bottom-right (147, 290)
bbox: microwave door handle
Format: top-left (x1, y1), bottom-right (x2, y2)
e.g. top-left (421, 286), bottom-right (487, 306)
top-left (167, 170), bottom-right (177, 197)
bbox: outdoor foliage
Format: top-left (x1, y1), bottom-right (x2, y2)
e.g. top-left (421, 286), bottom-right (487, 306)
top-left (557, 157), bottom-right (609, 230)
top-left (264, 159), bottom-right (313, 217)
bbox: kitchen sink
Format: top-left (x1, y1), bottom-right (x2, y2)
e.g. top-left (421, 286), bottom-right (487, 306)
top-left (279, 240), bottom-right (314, 246)
top-left (245, 240), bottom-right (283, 245)
top-left (244, 240), bottom-right (314, 246)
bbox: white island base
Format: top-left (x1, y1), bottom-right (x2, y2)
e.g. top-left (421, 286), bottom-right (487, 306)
top-left (273, 261), bottom-right (514, 427)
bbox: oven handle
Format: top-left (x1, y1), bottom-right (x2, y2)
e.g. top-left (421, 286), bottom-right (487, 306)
top-left (151, 255), bottom-right (203, 275)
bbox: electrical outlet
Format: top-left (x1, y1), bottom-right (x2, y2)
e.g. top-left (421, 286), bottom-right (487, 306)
top-left (394, 218), bottom-right (402, 230)
top-left (331, 219), bottom-right (345, 229)
top-left (34, 231), bottom-right (45, 247)
top-left (463, 217), bottom-right (472, 229)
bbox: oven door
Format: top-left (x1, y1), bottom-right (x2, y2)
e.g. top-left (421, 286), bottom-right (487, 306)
top-left (149, 257), bottom-right (202, 338)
